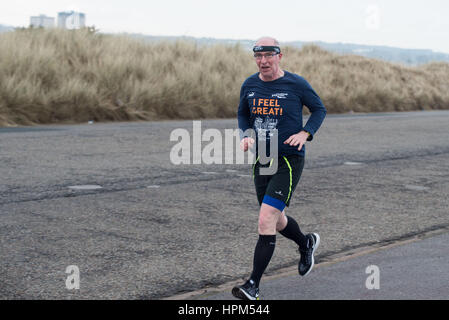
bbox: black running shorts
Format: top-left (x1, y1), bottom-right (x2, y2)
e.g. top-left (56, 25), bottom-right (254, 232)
top-left (253, 154), bottom-right (305, 212)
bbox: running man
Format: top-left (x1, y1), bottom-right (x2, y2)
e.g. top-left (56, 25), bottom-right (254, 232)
top-left (232, 37), bottom-right (327, 300)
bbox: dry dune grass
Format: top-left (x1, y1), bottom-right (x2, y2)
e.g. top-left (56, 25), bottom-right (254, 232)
top-left (0, 28), bottom-right (448, 127)
top-left (282, 45), bottom-right (449, 114)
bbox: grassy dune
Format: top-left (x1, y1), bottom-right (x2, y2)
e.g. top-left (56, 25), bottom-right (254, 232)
top-left (1, 28), bottom-right (448, 127)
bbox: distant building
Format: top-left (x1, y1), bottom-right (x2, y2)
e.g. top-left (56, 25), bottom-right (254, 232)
top-left (30, 15), bottom-right (55, 28)
top-left (57, 11), bottom-right (86, 29)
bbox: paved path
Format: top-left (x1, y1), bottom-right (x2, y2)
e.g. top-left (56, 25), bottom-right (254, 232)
top-left (1, 111), bottom-right (448, 299)
top-left (191, 230), bottom-right (449, 300)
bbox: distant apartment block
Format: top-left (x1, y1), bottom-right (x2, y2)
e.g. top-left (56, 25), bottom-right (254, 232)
top-left (57, 11), bottom-right (86, 29)
top-left (30, 15), bottom-right (55, 28)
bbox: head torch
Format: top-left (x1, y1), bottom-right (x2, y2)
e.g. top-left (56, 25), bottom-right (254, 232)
top-left (253, 46), bottom-right (281, 54)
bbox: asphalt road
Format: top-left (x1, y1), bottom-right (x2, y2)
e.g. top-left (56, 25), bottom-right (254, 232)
top-left (195, 230), bottom-right (449, 300)
top-left (1, 110), bottom-right (448, 299)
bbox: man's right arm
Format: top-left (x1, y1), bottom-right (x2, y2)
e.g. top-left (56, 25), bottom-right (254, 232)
top-left (237, 84), bottom-right (251, 139)
top-left (237, 84), bottom-right (255, 151)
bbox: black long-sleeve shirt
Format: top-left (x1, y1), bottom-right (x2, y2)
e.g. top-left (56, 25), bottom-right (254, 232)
top-left (238, 71), bottom-right (327, 157)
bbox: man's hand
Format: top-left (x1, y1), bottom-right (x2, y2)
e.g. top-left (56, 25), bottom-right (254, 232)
top-left (284, 131), bottom-right (310, 150)
top-left (240, 137), bottom-right (255, 152)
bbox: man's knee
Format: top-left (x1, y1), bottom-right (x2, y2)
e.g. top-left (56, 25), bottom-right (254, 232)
top-left (258, 205), bottom-right (281, 234)
top-left (276, 210), bottom-right (287, 231)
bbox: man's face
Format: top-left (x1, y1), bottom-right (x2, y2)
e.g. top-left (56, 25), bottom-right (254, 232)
top-left (254, 41), bottom-right (282, 79)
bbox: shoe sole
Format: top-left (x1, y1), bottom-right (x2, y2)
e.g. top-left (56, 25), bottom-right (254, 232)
top-left (301, 233), bottom-right (320, 277)
top-left (231, 287), bottom-right (258, 300)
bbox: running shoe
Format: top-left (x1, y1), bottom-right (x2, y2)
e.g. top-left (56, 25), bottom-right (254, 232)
top-left (298, 233), bottom-right (320, 276)
top-left (231, 279), bottom-right (260, 300)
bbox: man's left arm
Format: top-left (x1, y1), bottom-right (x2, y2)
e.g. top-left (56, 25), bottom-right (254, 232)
top-left (284, 79), bottom-right (327, 150)
top-left (300, 80), bottom-right (327, 142)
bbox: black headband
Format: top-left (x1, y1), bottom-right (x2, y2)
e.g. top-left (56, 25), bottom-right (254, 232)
top-left (253, 46), bottom-right (281, 54)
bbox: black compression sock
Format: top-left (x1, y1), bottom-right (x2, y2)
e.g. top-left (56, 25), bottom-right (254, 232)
top-left (279, 216), bottom-right (308, 249)
top-left (250, 235), bottom-right (276, 288)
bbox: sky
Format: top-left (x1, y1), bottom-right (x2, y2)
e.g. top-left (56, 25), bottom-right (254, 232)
top-left (1, 0), bottom-right (449, 53)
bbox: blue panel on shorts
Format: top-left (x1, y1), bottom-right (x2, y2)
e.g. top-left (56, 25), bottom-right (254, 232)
top-left (262, 195), bottom-right (286, 212)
